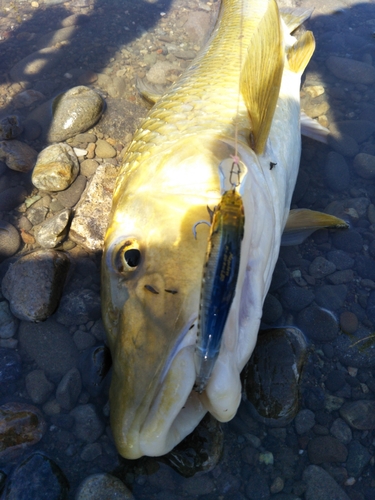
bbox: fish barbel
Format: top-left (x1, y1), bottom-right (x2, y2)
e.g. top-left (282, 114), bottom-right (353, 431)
top-left (102, 0), bottom-right (333, 459)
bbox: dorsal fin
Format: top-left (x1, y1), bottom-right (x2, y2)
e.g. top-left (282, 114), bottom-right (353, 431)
top-left (287, 30), bottom-right (315, 74)
top-left (240, 0), bottom-right (284, 155)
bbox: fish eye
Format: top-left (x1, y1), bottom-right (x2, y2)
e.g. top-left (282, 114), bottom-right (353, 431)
top-left (109, 238), bottom-right (142, 275)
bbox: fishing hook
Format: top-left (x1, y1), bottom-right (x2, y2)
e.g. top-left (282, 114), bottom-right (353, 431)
top-left (192, 220), bottom-right (211, 239)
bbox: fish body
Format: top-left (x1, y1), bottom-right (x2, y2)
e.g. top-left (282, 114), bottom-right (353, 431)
top-left (195, 188), bottom-right (245, 393)
top-left (102, 0), bottom-right (315, 459)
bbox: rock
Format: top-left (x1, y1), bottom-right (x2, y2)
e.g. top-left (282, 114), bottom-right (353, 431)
top-left (308, 435), bottom-right (348, 464)
top-left (330, 418), bottom-right (352, 445)
top-left (314, 284), bottom-right (347, 310)
top-left (174, 49), bottom-right (196, 60)
top-left (0, 221), bottom-right (20, 263)
top-left (279, 286), bottom-right (314, 312)
top-left (70, 404), bottom-right (104, 443)
top-left (184, 10), bottom-right (212, 43)
top-left (326, 250), bottom-right (354, 270)
top-left (0, 186), bottom-right (28, 212)
top-left (355, 255), bottom-right (375, 281)
top-left (27, 205), bottom-right (48, 226)
top-left (0, 349), bottom-right (22, 391)
top-left (80, 345), bottom-right (111, 397)
top-left (56, 175), bottom-right (86, 208)
top-left (333, 327), bottom-right (375, 368)
top-left (262, 294), bottom-right (283, 324)
top-left (330, 120), bottom-right (375, 144)
top-left (2, 452), bottom-right (69, 499)
top-left (0, 140), bottom-right (38, 172)
top-left (245, 473), bottom-right (270, 500)
top-left (80, 442), bottom-right (102, 461)
top-left (346, 440), bottom-right (371, 477)
top-left (303, 465), bottom-right (350, 500)
top-left (326, 270), bottom-right (353, 285)
top-left (69, 164), bottom-right (117, 251)
top-left (35, 209), bottom-right (71, 248)
top-left (2, 250), bottom-right (70, 322)
top-left (327, 132), bottom-right (358, 157)
top-left (354, 153), bottom-right (375, 179)
top-left (309, 256), bottom-right (336, 278)
top-left (269, 258), bottom-right (289, 292)
top-left (32, 143), bottom-right (79, 192)
top-left (57, 288), bottom-right (101, 326)
top-left (331, 229), bottom-right (363, 253)
top-left (243, 328), bottom-right (307, 426)
top-left (294, 409), bottom-right (315, 435)
top-left (0, 115), bottom-right (23, 140)
top-left (76, 473), bottom-right (134, 500)
top-left (297, 303), bottom-right (339, 342)
top-left (47, 86), bottom-right (104, 143)
top-left (18, 318), bottom-right (79, 378)
top-left (146, 61), bottom-right (176, 85)
top-left (94, 139), bottom-right (116, 158)
top-left (0, 403), bottom-right (46, 463)
top-left (36, 26), bottom-right (77, 49)
top-left (0, 301), bottom-right (18, 339)
top-left (80, 159), bottom-right (98, 177)
top-left (339, 400), bottom-right (375, 430)
top-left (325, 370), bottom-right (346, 392)
top-left (9, 46), bottom-right (64, 82)
top-left (56, 367), bottom-right (82, 410)
top-left (25, 369), bottom-right (54, 404)
top-left (339, 311), bottom-right (358, 334)
top-left (326, 56), bottom-right (375, 84)
top-left (13, 90), bottom-right (45, 109)
top-left (324, 152), bottom-right (349, 192)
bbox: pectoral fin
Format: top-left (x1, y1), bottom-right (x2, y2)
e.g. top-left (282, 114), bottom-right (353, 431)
top-left (301, 111), bottom-right (329, 144)
top-left (282, 208), bottom-right (349, 246)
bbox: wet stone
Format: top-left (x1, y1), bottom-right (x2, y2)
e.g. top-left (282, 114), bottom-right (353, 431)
top-left (2, 451), bottom-right (69, 499)
top-left (326, 270), bottom-right (353, 285)
top-left (269, 258), bottom-right (289, 292)
top-left (27, 206), bottom-right (48, 226)
top-left (70, 404), bottom-right (104, 443)
top-left (73, 330), bottom-right (96, 350)
top-left (279, 286), bottom-right (314, 312)
top-left (0, 403), bottom-right (46, 463)
top-left (32, 143), bottom-right (79, 192)
top-left (0, 140), bottom-right (38, 173)
top-left (35, 209), bottom-right (71, 249)
top-left (354, 153), bottom-right (375, 179)
top-left (48, 86), bottom-right (104, 143)
top-left (297, 303), bottom-right (339, 342)
top-left (339, 311), bottom-right (358, 334)
top-left (330, 120), bottom-right (375, 144)
top-left (56, 174), bottom-right (87, 208)
top-left (326, 56), bottom-right (375, 84)
top-left (339, 400), bottom-right (375, 430)
top-left (245, 472), bottom-right (270, 500)
top-left (80, 159), bottom-right (98, 177)
top-left (243, 328), bottom-right (307, 426)
top-left (262, 294), bottom-right (283, 324)
top-left (0, 301), bottom-right (18, 339)
top-left (294, 409), bottom-right (315, 435)
top-left (56, 367), bottom-right (82, 410)
top-left (146, 60), bottom-right (176, 85)
top-left (324, 152), bottom-right (349, 192)
top-left (80, 345), bottom-right (111, 398)
top-left (354, 255), bottom-right (375, 282)
top-left (325, 370), bottom-right (346, 392)
top-left (25, 369), bottom-right (54, 405)
top-left (57, 288), bottom-right (101, 326)
top-left (331, 229), bottom-right (363, 253)
top-left (9, 46), bottom-right (64, 82)
top-left (19, 318), bottom-right (79, 378)
top-left (303, 465), bottom-right (350, 500)
top-left (94, 139), bottom-right (116, 158)
top-left (0, 349), bottom-right (21, 390)
top-left (308, 435), bottom-right (348, 464)
top-left (333, 327), bottom-right (375, 368)
top-left (346, 440), bottom-right (371, 477)
top-left (0, 115), bottom-right (23, 140)
top-left (2, 250), bottom-right (70, 322)
top-left (0, 221), bottom-right (20, 262)
top-left (0, 186), bottom-right (28, 212)
top-left (309, 256), bottom-right (336, 278)
top-left (76, 473), bottom-right (134, 500)
top-left (330, 418), bottom-right (352, 445)
top-left (314, 284), bottom-right (347, 310)
top-left (327, 132), bottom-right (359, 157)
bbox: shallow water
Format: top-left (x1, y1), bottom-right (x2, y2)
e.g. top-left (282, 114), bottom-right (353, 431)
top-left (0, 0), bottom-right (375, 498)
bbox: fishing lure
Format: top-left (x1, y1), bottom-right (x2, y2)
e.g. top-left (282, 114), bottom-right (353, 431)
top-left (194, 161), bottom-right (245, 393)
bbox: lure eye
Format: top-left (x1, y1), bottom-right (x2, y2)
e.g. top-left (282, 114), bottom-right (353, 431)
top-left (110, 238), bottom-right (142, 275)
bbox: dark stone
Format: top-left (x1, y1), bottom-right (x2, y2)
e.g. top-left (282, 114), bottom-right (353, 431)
top-left (303, 465), bottom-right (350, 500)
top-left (354, 255), bottom-right (375, 281)
top-left (331, 120), bottom-right (375, 144)
top-left (304, 386), bottom-right (325, 412)
top-left (346, 440), bottom-right (371, 477)
top-left (245, 472), bottom-right (270, 500)
top-left (0, 186), bottom-right (27, 211)
top-left (325, 152), bottom-right (350, 192)
top-left (297, 303), bottom-right (339, 342)
top-left (325, 370), bottom-right (346, 392)
top-left (269, 258), bottom-right (289, 292)
top-left (70, 404), bottom-right (104, 443)
top-left (307, 436), bottom-right (348, 464)
top-left (0, 348), bottom-right (21, 388)
top-left (80, 345), bottom-right (112, 397)
top-left (340, 400), bottom-right (375, 430)
top-left (56, 175), bottom-right (87, 208)
top-left (331, 230), bottom-right (363, 253)
top-left (279, 286), bottom-right (314, 312)
top-left (327, 133), bottom-right (359, 158)
top-left (314, 284), bottom-right (347, 310)
top-left (56, 288), bottom-right (101, 326)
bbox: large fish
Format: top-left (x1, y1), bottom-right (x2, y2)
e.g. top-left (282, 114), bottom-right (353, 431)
top-left (102, 0), bottom-right (344, 459)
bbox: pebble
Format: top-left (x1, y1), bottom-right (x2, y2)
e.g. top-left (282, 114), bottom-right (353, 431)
top-left (354, 255), bottom-right (375, 281)
top-left (80, 345), bottom-right (112, 397)
top-left (346, 440), bottom-right (371, 477)
top-left (18, 318), bottom-right (79, 378)
top-left (32, 143), bottom-right (79, 192)
top-left (309, 256), bottom-right (336, 278)
top-left (245, 472), bottom-right (270, 500)
top-left (56, 367), bottom-right (82, 410)
top-left (2, 452), bottom-right (69, 499)
top-left (0, 140), bottom-right (38, 172)
top-left (36, 26), bottom-right (77, 50)
top-left (326, 56), bottom-right (375, 84)
top-left (261, 294), bottom-right (283, 323)
top-left (269, 258), bottom-right (289, 292)
top-left (326, 270), bottom-right (353, 285)
top-left (324, 152), bottom-right (349, 192)
top-left (339, 400), bottom-right (375, 430)
top-left (330, 418), bottom-right (352, 445)
top-left (35, 209), bottom-right (71, 248)
top-left (47, 86), bottom-right (104, 143)
top-left (13, 89), bottom-right (45, 108)
top-left (0, 348), bottom-right (22, 389)
top-left (279, 285), bottom-right (314, 312)
top-left (25, 369), bottom-right (54, 404)
top-left (314, 284), bottom-right (347, 310)
top-left (80, 442), bottom-right (102, 461)
top-left (333, 327), bottom-right (375, 368)
top-left (331, 229), bottom-right (363, 253)
top-left (27, 205), bottom-right (48, 226)
top-left (303, 465), bottom-right (350, 500)
top-left (0, 186), bottom-right (28, 212)
top-left (0, 115), bottom-right (23, 140)
top-left (0, 403), bottom-right (46, 463)
top-left (297, 303), bottom-right (339, 342)
top-left (57, 288), bottom-right (101, 327)
top-left (76, 473), bottom-right (134, 500)
top-left (2, 250), bottom-right (70, 322)
top-left (307, 435), bottom-right (348, 464)
top-left (0, 301), bottom-right (18, 339)
top-left (327, 132), bottom-right (359, 157)
top-left (294, 409), bottom-right (315, 435)
top-left (70, 404), bottom-right (104, 443)
top-left (354, 153), bottom-right (375, 179)
top-left (331, 120), bottom-right (375, 144)
top-left (94, 139), bottom-right (117, 158)
top-left (0, 221), bottom-right (20, 263)
top-left (9, 46), bottom-right (64, 82)
top-left (69, 165), bottom-right (117, 251)
top-left (80, 158), bottom-right (98, 177)
top-left (146, 60), bottom-right (176, 85)
top-left (339, 311), bottom-right (358, 334)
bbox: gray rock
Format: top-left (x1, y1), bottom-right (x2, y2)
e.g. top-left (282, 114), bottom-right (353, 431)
top-left (0, 115), bottom-right (23, 140)
top-left (326, 270), bottom-right (353, 285)
top-left (0, 186), bottom-right (27, 212)
top-left (330, 120), bottom-right (375, 144)
top-left (355, 256), bottom-right (375, 281)
top-left (80, 159), bottom-right (98, 177)
top-left (245, 473), bottom-right (270, 500)
top-left (173, 49), bottom-right (196, 60)
top-left (330, 418), bottom-right (352, 445)
top-left (56, 367), bottom-right (82, 410)
top-left (269, 258), bottom-right (289, 292)
top-left (13, 89), bottom-right (46, 109)
top-left (339, 400), bottom-right (375, 430)
top-left (279, 286), bottom-right (314, 312)
top-left (346, 440), bottom-right (371, 477)
top-left (314, 284), bottom-right (347, 310)
top-left (2, 250), bottom-right (70, 322)
top-left (47, 86), bottom-right (104, 143)
top-left (324, 152), bottom-right (349, 192)
top-left (94, 139), bottom-right (116, 159)
top-left (294, 409), bottom-right (315, 435)
top-left (0, 221), bottom-right (20, 263)
top-left (35, 209), bottom-right (71, 248)
top-left (69, 164), bottom-right (117, 251)
top-left (18, 318), bottom-right (79, 378)
top-left (0, 140), bottom-right (38, 172)
top-left (0, 301), bottom-right (18, 339)
top-left (25, 369), bottom-right (54, 404)
top-left (262, 294), bottom-right (283, 323)
top-left (56, 289), bottom-right (101, 326)
top-left (56, 175), bottom-right (87, 208)
top-left (297, 303), bottom-right (339, 342)
top-left (27, 206), bottom-right (48, 226)
top-left (354, 153), bottom-right (375, 179)
top-left (80, 443), bottom-right (102, 461)
top-left (333, 327), bottom-right (375, 368)
top-left (303, 465), bottom-right (350, 500)
top-left (307, 435), bottom-right (348, 464)
top-left (326, 56), bottom-right (375, 84)
top-left (146, 61), bottom-right (176, 85)
top-left (326, 250), bottom-right (354, 270)
top-left (32, 143), bottom-right (79, 192)
top-left (76, 473), bottom-right (135, 500)
top-left (36, 26), bottom-right (77, 49)
top-left (70, 404), bottom-right (104, 443)
top-left (9, 46), bottom-right (64, 82)
top-left (309, 256), bottom-right (336, 278)
top-left (331, 229), bottom-right (363, 253)
top-left (327, 132), bottom-right (359, 157)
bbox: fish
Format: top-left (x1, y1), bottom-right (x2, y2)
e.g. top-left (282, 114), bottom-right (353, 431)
top-left (102, 0), bottom-right (347, 459)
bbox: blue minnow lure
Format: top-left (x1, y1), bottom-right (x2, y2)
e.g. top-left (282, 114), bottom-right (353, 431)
top-left (194, 187), bottom-right (245, 393)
